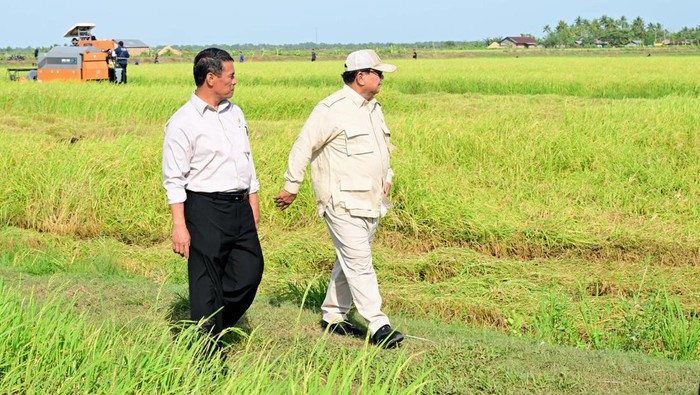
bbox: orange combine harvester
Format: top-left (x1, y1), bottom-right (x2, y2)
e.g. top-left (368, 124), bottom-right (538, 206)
top-left (37, 23), bottom-right (119, 82)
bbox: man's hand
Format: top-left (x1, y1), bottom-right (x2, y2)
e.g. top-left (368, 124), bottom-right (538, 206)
top-left (171, 223), bottom-right (190, 259)
top-left (169, 203), bottom-right (190, 259)
top-left (273, 189), bottom-right (297, 210)
top-left (384, 181), bottom-right (392, 197)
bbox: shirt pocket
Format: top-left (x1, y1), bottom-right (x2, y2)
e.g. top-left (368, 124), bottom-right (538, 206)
top-left (241, 136), bottom-right (251, 158)
top-left (343, 129), bottom-right (374, 156)
top-left (231, 125), bottom-right (251, 154)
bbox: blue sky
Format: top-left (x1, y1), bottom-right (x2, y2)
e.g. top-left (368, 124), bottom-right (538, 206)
top-left (2, 1), bottom-right (698, 48)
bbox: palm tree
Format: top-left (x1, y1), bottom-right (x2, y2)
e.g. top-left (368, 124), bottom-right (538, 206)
top-left (590, 19), bottom-right (602, 43)
top-left (616, 16), bottom-right (631, 44)
top-left (600, 15), bottom-right (615, 30)
top-left (631, 17), bottom-right (646, 42)
top-left (618, 16), bottom-right (629, 30)
top-left (555, 20), bottom-right (573, 47)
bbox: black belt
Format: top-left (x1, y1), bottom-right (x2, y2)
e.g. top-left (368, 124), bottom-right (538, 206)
top-left (187, 189), bottom-right (249, 202)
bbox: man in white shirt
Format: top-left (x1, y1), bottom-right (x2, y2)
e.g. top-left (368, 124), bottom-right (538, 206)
top-left (162, 48), bottom-right (263, 346)
top-left (274, 49), bottom-right (403, 349)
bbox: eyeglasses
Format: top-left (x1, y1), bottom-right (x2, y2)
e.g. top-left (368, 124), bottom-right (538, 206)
top-left (364, 69), bottom-right (384, 80)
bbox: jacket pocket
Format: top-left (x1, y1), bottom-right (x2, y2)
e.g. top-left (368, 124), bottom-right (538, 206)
top-left (340, 178), bottom-right (372, 192)
top-left (338, 178), bottom-right (374, 210)
top-left (343, 129), bottom-right (374, 156)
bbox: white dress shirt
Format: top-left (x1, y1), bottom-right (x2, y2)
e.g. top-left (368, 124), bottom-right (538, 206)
top-left (163, 93), bottom-right (260, 205)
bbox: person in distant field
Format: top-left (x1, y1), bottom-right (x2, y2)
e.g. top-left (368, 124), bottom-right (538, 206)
top-left (412, 49), bottom-right (417, 60)
top-left (34, 48), bottom-right (39, 59)
top-left (154, 53), bottom-right (159, 64)
top-left (162, 48), bottom-right (264, 352)
top-left (274, 49), bottom-right (404, 349)
top-left (114, 41), bottom-right (130, 83)
top-left (239, 52), bottom-right (245, 63)
top-left (311, 49), bottom-right (317, 62)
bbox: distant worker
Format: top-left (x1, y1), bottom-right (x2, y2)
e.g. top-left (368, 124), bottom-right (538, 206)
top-left (311, 49), bottom-right (317, 62)
top-left (154, 53), bottom-right (159, 64)
top-left (239, 52), bottom-right (245, 63)
top-left (34, 48), bottom-right (39, 59)
top-left (115, 41), bottom-right (130, 83)
top-left (412, 49), bottom-right (417, 60)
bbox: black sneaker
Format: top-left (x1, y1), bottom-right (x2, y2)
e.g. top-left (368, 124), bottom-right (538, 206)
top-left (321, 320), bottom-right (363, 337)
top-left (372, 325), bottom-right (404, 349)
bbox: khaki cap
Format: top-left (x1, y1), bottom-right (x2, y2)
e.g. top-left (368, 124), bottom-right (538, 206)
top-left (344, 49), bottom-right (397, 72)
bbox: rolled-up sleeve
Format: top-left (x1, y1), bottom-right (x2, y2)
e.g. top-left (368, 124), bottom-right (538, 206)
top-left (162, 124), bottom-right (191, 204)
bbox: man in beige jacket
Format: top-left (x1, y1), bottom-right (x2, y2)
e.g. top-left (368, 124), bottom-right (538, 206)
top-left (274, 49), bottom-right (403, 349)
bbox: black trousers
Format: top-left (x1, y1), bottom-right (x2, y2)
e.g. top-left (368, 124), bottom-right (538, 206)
top-left (185, 190), bottom-right (264, 335)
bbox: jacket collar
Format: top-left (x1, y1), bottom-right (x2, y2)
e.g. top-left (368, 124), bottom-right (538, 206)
top-left (343, 84), bottom-right (378, 110)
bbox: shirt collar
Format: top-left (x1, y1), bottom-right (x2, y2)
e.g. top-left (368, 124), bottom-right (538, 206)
top-left (343, 85), bottom-right (378, 110)
top-left (189, 92), bottom-right (232, 115)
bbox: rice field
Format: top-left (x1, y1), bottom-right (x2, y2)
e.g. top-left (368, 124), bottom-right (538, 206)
top-left (2, 56), bottom-right (698, 253)
top-left (0, 52), bottom-right (699, 392)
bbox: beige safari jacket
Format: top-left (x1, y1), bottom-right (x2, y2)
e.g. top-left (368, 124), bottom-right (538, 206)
top-left (283, 85), bottom-right (395, 218)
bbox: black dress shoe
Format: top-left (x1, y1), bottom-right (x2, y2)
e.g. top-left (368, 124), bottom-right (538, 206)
top-left (321, 320), bottom-right (364, 337)
top-left (372, 325), bottom-right (404, 349)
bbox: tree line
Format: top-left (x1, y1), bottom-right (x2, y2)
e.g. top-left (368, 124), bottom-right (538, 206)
top-left (3, 15), bottom-right (699, 56)
top-left (539, 15), bottom-right (699, 47)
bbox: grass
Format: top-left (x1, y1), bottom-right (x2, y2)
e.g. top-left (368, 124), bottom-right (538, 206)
top-left (1, 221), bottom-right (698, 363)
top-left (0, 259), bottom-right (699, 394)
top-left (0, 278), bottom-right (430, 394)
top-left (0, 53), bottom-right (699, 391)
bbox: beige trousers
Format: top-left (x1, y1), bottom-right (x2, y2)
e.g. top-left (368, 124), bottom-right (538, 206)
top-left (321, 204), bottom-right (390, 336)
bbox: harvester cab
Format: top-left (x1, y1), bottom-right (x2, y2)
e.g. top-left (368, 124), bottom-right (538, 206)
top-left (36, 23), bottom-right (118, 82)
